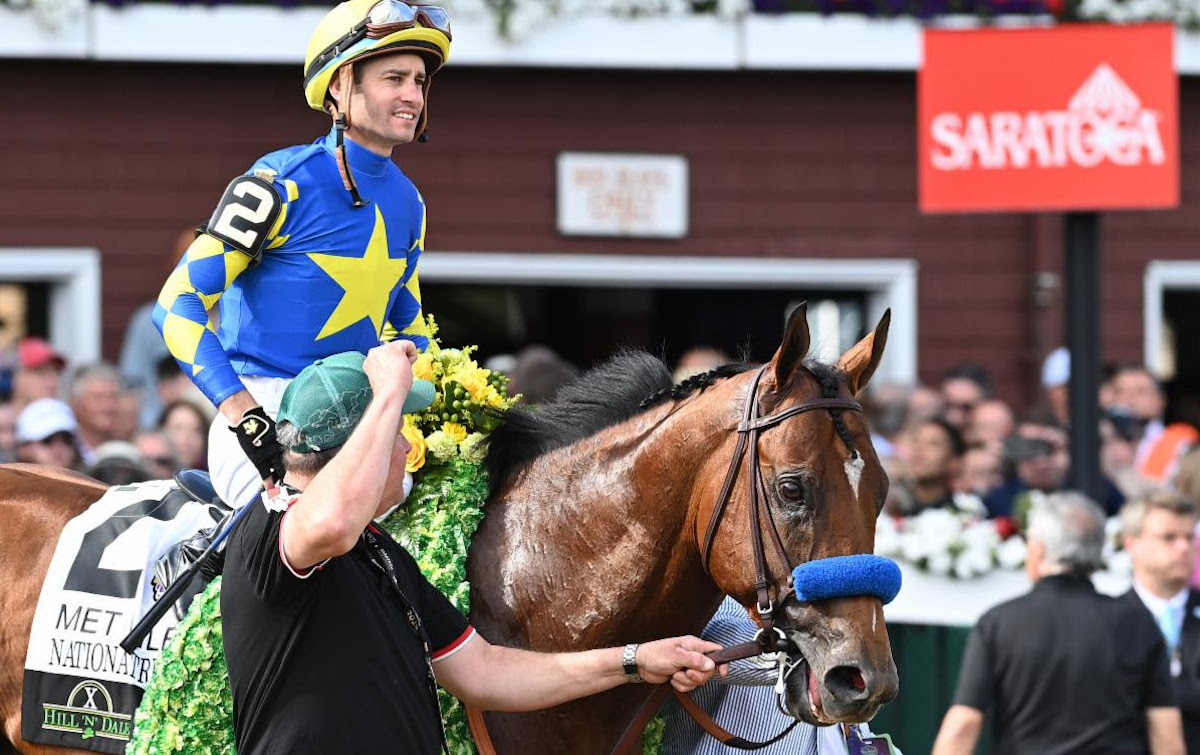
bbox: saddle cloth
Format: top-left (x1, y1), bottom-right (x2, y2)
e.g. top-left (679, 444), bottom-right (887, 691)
top-left (21, 480), bottom-right (225, 753)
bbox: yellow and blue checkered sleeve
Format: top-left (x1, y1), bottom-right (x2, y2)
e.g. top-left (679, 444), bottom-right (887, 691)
top-left (151, 232), bottom-right (253, 408)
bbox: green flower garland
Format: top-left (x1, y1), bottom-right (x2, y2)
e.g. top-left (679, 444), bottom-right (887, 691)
top-left (380, 459), bottom-right (489, 755)
top-left (126, 576), bottom-right (233, 755)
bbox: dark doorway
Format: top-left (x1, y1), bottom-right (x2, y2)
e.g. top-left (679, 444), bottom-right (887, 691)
top-left (1162, 290), bottom-right (1200, 427)
top-left (421, 282), bottom-right (868, 373)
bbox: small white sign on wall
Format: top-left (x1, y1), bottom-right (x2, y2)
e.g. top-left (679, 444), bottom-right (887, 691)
top-left (556, 152), bottom-right (689, 238)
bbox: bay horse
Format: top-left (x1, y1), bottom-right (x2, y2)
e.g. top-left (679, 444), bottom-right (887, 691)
top-left (469, 304), bottom-right (897, 753)
top-left (0, 304), bottom-right (897, 755)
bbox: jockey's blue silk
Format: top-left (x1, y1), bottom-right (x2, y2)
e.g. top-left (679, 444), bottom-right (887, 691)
top-left (153, 127), bottom-right (430, 408)
top-left (791, 555), bottom-right (902, 605)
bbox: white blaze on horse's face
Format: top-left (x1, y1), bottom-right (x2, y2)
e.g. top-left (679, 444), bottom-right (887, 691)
top-left (843, 456), bottom-right (865, 501)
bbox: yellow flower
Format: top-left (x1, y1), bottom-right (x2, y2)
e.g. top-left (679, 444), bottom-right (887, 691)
top-left (450, 366), bottom-right (491, 403)
top-left (482, 385), bottom-right (504, 408)
top-left (400, 419), bottom-right (426, 473)
top-left (413, 352), bottom-right (435, 382)
top-left (442, 422), bottom-right (468, 443)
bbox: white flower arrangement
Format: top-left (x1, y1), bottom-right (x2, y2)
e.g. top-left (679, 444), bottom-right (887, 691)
top-left (876, 499), bottom-right (1009, 579)
top-left (876, 494), bottom-right (1133, 580)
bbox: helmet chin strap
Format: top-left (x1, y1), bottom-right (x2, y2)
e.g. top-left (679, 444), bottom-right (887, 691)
top-left (330, 64), bottom-right (369, 208)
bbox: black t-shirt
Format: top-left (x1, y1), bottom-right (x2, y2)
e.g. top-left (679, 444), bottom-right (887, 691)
top-left (221, 494), bottom-right (474, 755)
top-left (954, 574), bottom-right (1176, 755)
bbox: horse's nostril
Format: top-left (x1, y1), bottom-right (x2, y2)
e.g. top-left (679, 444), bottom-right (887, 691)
top-left (825, 665), bottom-right (869, 701)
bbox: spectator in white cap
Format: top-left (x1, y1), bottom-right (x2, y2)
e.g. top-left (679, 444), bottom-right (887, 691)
top-left (1041, 347), bottom-right (1070, 426)
top-left (14, 398), bottom-right (81, 470)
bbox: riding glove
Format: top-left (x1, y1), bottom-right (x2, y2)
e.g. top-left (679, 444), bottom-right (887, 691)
top-left (231, 406), bottom-right (284, 484)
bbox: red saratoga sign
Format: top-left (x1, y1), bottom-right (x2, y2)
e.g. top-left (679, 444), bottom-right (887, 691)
top-left (919, 24), bottom-right (1178, 213)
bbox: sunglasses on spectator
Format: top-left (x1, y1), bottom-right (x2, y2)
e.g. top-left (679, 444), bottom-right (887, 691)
top-left (945, 402), bottom-right (978, 413)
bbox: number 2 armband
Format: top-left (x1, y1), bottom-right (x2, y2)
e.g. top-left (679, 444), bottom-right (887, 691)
top-left (204, 174), bottom-right (284, 262)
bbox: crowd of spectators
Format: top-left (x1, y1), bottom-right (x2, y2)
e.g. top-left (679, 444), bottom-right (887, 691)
top-left (5, 327), bottom-right (1196, 533)
top-left (0, 336), bottom-right (214, 485)
top-left (867, 349), bottom-right (1199, 527)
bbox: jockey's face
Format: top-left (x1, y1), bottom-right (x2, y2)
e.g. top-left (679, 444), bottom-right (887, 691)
top-left (333, 53), bottom-right (426, 156)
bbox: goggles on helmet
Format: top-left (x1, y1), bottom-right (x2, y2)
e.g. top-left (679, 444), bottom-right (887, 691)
top-left (304, 0), bottom-right (451, 87)
top-left (367, 1), bottom-right (451, 40)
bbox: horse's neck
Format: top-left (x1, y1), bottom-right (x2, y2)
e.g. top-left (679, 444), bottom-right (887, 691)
top-left (479, 389), bottom-right (738, 647)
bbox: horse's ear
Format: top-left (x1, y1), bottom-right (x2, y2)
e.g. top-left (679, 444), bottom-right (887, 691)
top-left (838, 309), bottom-right (891, 396)
top-left (771, 302), bottom-right (811, 386)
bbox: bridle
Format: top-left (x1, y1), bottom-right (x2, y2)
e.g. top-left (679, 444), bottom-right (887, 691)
top-left (605, 365), bottom-right (867, 754)
top-left (701, 364), bottom-right (863, 656)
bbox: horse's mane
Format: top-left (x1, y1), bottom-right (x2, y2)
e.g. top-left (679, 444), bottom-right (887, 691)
top-left (484, 350), bottom-right (754, 494)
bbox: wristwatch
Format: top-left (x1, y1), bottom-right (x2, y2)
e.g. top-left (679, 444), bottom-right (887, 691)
top-left (623, 643), bottom-right (643, 683)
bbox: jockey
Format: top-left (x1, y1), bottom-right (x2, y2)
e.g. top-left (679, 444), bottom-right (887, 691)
top-left (153, 0), bottom-right (451, 507)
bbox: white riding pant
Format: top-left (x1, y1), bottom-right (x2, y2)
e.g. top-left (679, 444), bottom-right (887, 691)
top-left (207, 376), bottom-right (291, 509)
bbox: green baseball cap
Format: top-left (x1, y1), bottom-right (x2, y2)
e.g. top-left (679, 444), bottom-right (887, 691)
top-left (277, 351), bottom-right (436, 453)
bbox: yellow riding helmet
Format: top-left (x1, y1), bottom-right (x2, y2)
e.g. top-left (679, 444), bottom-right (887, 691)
top-left (303, 0), bottom-right (451, 139)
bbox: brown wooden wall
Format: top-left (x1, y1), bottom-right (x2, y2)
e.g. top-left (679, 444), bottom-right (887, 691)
top-left (3, 59), bottom-right (1197, 409)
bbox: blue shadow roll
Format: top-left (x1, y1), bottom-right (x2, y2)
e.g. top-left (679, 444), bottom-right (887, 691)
top-left (792, 554), bottom-right (903, 605)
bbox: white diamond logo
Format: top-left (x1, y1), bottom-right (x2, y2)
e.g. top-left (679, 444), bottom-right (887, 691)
top-left (1069, 63), bottom-right (1142, 118)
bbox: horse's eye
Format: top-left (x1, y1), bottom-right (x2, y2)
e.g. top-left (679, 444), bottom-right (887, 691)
top-left (778, 479), bottom-right (805, 503)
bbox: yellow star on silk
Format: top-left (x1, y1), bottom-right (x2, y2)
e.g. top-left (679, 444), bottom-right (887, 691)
top-left (308, 207), bottom-right (407, 341)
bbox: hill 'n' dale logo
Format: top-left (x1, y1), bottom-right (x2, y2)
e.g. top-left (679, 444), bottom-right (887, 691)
top-left (929, 64), bottom-right (1166, 170)
top-left (42, 680), bottom-right (132, 742)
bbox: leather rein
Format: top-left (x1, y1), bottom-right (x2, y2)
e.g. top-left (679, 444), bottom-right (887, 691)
top-left (468, 365), bottom-right (864, 754)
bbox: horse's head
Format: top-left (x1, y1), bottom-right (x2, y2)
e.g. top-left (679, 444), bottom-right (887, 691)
top-left (698, 303), bottom-right (898, 726)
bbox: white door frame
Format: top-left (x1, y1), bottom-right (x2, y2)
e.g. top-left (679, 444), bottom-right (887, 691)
top-left (0, 248), bottom-right (102, 365)
top-left (420, 252), bottom-right (918, 386)
top-left (1144, 260), bottom-right (1200, 379)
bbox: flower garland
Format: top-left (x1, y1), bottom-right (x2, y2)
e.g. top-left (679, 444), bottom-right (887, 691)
top-left (380, 458), bottom-right (491, 754)
top-left (126, 577), bottom-right (233, 755)
top-left (126, 318), bottom-right (513, 755)
top-left (401, 317), bottom-right (521, 473)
